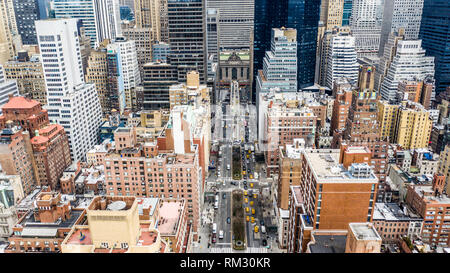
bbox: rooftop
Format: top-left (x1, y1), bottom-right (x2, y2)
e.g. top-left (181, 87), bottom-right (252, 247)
top-left (349, 223), bottom-right (382, 241)
top-left (137, 197), bottom-right (159, 216)
top-left (373, 203), bottom-right (421, 221)
top-left (308, 234), bottom-right (347, 253)
top-left (18, 209), bottom-right (83, 231)
top-left (2, 96), bottom-right (40, 110)
top-left (303, 150), bottom-right (377, 183)
top-left (414, 185), bottom-right (450, 204)
top-left (157, 201), bottom-right (184, 235)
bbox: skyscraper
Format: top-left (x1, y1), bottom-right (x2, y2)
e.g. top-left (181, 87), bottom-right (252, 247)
top-left (253, 0), bottom-right (320, 98)
top-left (420, 0), bottom-right (450, 95)
top-left (12, 0), bottom-right (40, 45)
top-left (0, 0), bottom-right (19, 64)
top-left (106, 43), bottom-right (126, 113)
top-left (167, 0), bottom-right (206, 83)
top-left (379, 0), bottom-right (424, 56)
top-left (110, 37), bottom-right (141, 110)
top-left (255, 27), bottom-right (297, 106)
top-left (319, 0), bottom-right (344, 31)
top-left (206, 0), bottom-right (254, 50)
top-left (326, 31), bottom-right (359, 89)
top-left (134, 0), bottom-right (162, 41)
top-left (93, 0), bottom-right (122, 43)
top-left (342, 0), bottom-right (352, 26)
top-left (53, 0), bottom-right (98, 48)
top-left (35, 18), bottom-right (102, 161)
top-left (380, 40), bottom-right (435, 102)
top-left (350, 0), bottom-right (384, 57)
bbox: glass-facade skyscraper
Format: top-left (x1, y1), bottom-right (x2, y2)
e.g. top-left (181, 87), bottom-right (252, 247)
top-left (12, 0), bottom-right (40, 45)
top-left (253, 0), bottom-right (320, 102)
top-left (342, 0), bottom-right (352, 26)
top-left (420, 0), bottom-right (450, 95)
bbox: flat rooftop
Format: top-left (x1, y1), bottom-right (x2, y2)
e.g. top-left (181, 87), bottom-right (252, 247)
top-left (349, 223), bottom-right (381, 241)
top-left (158, 201), bottom-right (184, 235)
top-left (309, 235), bottom-right (347, 253)
top-left (373, 203), bottom-right (421, 221)
top-left (291, 186), bottom-right (303, 205)
top-left (18, 209), bottom-right (83, 231)
top-left (303, 150), bottom-right (377, 183)
top-left (137, 197), bottom-right (159, 216)
top-left (414, 185), bottom-right (450, 204)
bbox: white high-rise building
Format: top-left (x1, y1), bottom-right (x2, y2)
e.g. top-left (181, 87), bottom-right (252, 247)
top-left (0, 64), bottom-right (18, 113)
top-left (93, 0), bottom-right (122, 43)
top-left (111, 37), bottom-right (141, 109)
top-left (206, 0), bottom-right (254, 50)
top-left (380, 40), bottom-right (435, 102)
top-left (379, 0), bottom-right (424, 56)
top-left (350, 0), bottom-right (384, 57)
top-left (326, 31), bottom-right (359, 89)
top-left (35, 19), bottom-right (102, 161)
top-left (256, 28), bottom-right (298, 95)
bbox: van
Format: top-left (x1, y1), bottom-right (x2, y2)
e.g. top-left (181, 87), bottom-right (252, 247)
top-left (261, 226), bottom-right (266, 234)
top-left (219, 230), bottom-right (224, 239)
top-left (212, 223), bottom-right (217, 234)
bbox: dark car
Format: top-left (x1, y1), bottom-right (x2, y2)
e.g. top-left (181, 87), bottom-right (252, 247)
top-left (244, 185), bottom-right (248, 190)
top-left (212, 234), bottom-right (217, 243)
top-left (227, 217), bottom-right (231, 224)
top-left (223, 193), bottom-right (226, 199)
top-left (260, 220), bottom-right (264, 226)
top-left (243, 181), bottom-right (247, 186)
top-left (262, 239), bottom-right (267, 247)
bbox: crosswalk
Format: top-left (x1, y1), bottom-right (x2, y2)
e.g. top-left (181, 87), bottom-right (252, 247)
top-left (210, 247), bottom-right (268, 253)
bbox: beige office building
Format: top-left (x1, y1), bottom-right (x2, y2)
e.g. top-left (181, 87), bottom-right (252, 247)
top-left (3, 55), bottom-right (47, 105)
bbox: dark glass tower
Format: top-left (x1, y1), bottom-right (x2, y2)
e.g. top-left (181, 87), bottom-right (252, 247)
top-left (167, 0), bottom-right (206, 84)
top-left (253, 0), bottom-right (320, 102)
top-left (420, 0), bottom-right (450, 95)
top-left (12, 0), bottom-right (40, 45)
top-left (342, 0), bottom-right (352, 26)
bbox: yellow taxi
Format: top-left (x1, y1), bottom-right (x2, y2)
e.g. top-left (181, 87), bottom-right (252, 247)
top-left (253, 193), bottom-right (257, 199)
top-left (246, 216), bottom-right (250, 222)
top-left (249, 174), bottom-right (253, 179)
top-left (244, 197), bottom-right (248, 203)
top-left (246, 154), bottom-right (250, 159)
top-left (245, 207), bottom-right (249, 213)
top-left (252, 208), bottom-right (255, 215)
top-left (254, 226), bottom-right (259, 233)
top-left (250, 183), bottom-right (254, 188)
top-left (250, 201), bottom-right (254, 206)
top-left (242, 170), bottom-right (246, 175)
top-left (244, 190), bottom-right (248, 196)
top-left (251, 217), bottom-right (255, 223)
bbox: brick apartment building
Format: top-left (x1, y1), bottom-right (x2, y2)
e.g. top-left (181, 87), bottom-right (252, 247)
top-left (0, 95), bottom-right (49, 137)
top-left (265, 100), bottom-right (317, 175)
top-left (287, 149), bottom-right (379, 252)
top-left (5, 187), bottom-right (86, 253)
top-left (31, 124), bottom-right (72, 190)
top-left (406, 174), bottom-right (450, 247)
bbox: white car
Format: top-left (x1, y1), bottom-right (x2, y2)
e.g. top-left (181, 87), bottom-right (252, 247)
top-left (219, 230), bottom-right (224, 239)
